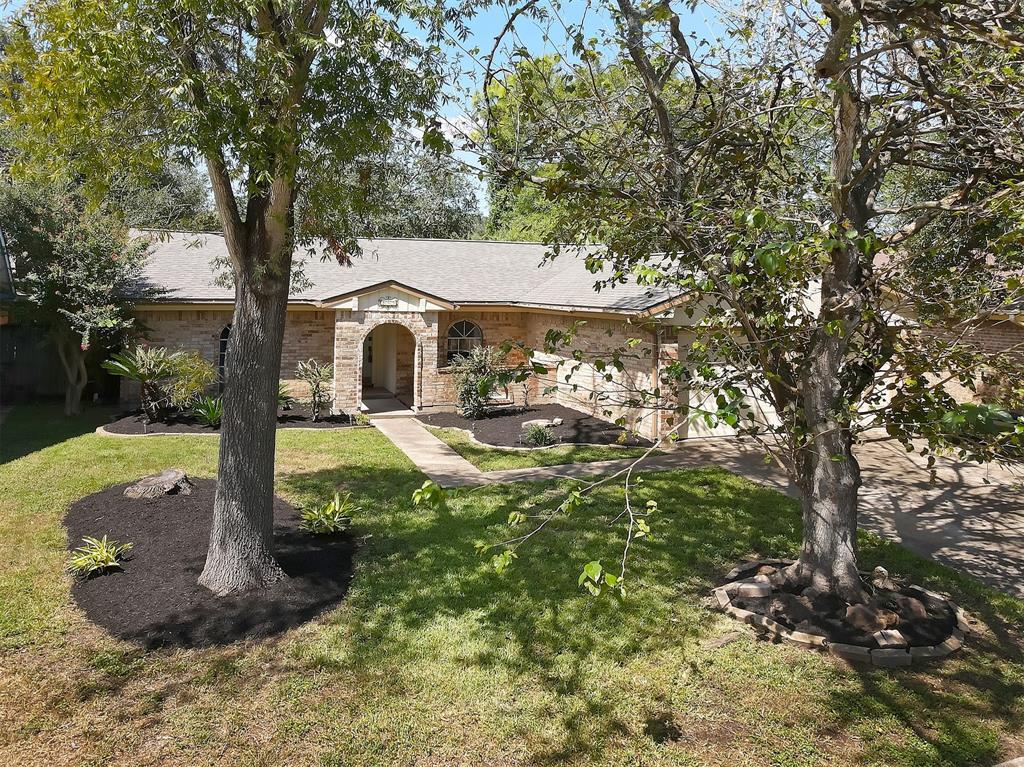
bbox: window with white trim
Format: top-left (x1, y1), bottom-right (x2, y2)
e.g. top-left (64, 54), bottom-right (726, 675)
top-left (445, 320), bottom-right (483, 365)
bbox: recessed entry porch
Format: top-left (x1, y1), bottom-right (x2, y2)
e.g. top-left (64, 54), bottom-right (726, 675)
top-left (360, 322), bottom-right (417, 416)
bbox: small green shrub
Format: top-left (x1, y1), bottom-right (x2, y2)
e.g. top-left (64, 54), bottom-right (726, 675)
top-left (450, 346), bottom-right (506, 420)
top-left (523, 424), bottom-right (556, 447)
top-left (102, 345), bottom-right (179, 422)
top-left (300, 492), bottom-right (357, 535)
top-left (192, 395), bottom-right (223, 427)
top-left (295, 358), bottom-right (333, 421)
top-left (353, 411), bottom-right (372, 426)
top-left (69, 535), bottom-right (133, 577)
top-left (278, 382), bottom-right (296, 411)
top-left (166, 352), bottom-right (217, 408)
top-left (103, 345), bottom-right (216, 420)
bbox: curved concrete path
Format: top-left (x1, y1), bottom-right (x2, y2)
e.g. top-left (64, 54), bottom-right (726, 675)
top-left (376, 417), bottom-right (1024, 599)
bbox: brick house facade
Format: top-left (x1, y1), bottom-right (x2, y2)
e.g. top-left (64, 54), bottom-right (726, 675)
top-left (124, 231), bottom-right (1024, 440)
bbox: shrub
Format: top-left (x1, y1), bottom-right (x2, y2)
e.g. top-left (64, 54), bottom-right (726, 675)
top-left (192, 395), bottom-right (224, 427)
top-left (166, 352), bottom-right (217, 408)
top-left (68, 535), bottom-right (133, 577)
top-left (523, 423), bottom-right (556, 447)
top-left (103, 345), bottom-right (179, 422)
top-left (295, 358), bottom-right (333, 421)
top-left (300, 492), bottom-right (357, 535)
top-left (103, 345), bottom-right (216, 421)
top-left (450, 346), bottom-right (506, 420)
top-left (353, 411), bottom-right (372, 426)
top-left (278, 381), bottom-right (296, 411)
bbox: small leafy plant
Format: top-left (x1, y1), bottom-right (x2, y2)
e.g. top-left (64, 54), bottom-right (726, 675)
top-left (300, 492), bottom-right (356, 535)
top-left (69, 535), bottom-right (133, 577)
top-left (353, 411), bottom-right (372, 426)
top-left (411, 479), bottom-right (448, 511)
top-left (523, 424), bottom-right (556, 447)
top-left (295, 358), bottom-right (333, 421)
top-left (278, 382), bottom-right (297, 411)
top-left (192, 395), bottom-right (224, 427)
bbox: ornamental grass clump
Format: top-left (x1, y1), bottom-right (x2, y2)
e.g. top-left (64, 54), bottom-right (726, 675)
top-left (300, 492), bottom-right (357, 535)
top-left (450, 346), bottom-right (506, 420)
top-left (68, 535), bottom-right (133, 577)
top-left (295, 358), bottom-right (333, 421)
top-left (523, 423), bottom-right (556, 447)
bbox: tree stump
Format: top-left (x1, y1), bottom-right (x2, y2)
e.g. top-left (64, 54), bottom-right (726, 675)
top-left (124, 469), bottom-right (194, 499)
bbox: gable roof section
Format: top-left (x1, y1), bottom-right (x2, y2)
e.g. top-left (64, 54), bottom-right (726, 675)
top-left (132, 230), bottom-right (677, 314)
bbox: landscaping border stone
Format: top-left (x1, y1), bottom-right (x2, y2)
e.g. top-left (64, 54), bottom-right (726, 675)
top-left (713, 558), bottom-right (969, 667)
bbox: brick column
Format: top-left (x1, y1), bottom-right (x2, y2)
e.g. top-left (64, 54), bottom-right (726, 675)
top-left (332, 310), bottom-right (361, 412)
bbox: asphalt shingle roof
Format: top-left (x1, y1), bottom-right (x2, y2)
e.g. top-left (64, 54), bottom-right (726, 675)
top-left (134, 230), bottom-right (674, 313)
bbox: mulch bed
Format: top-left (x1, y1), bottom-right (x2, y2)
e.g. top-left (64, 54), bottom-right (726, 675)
top-left (417, 404), bottom-right (653, 448)
top-left (65, 478), bottom-right (356, 649)
top-left (105, 405), bottom-right (356, 435)
top-left (723, 561), bottom-right (958, 649)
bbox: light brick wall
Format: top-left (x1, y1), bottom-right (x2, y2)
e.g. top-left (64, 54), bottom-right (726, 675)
top-left (432, 310), bottom-right (531, 408)
top-left (919, 318), bottom-right (1024, 403)
top-left (332, 310), bottom-right (439, 412)
top-left (524, 313), bottom-right (664, 439)
top-left (128, 306), bottom-right (676, 435)
top-left (125, 309), bottom-right (334, 402)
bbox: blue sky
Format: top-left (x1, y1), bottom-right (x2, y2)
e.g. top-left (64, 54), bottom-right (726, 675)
top-left (1, 0), bottom-right (725, 212)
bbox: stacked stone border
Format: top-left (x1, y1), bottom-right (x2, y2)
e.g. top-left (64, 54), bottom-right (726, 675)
top-left (713, 559), bottom-right (971, 668)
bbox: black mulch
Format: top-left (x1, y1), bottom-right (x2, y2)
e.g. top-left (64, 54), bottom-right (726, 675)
top-left (727, 562), bottom-right (956, 647)
top-left (66, 478), bottom-right (356, 649)
top-left (105, 405), bottom-right (357, 435)
top-left (417, 404), bottom-right (653, 448)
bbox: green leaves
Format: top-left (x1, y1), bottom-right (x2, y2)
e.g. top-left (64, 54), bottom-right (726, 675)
top-left (68, 535), bottom-right (133, 577)
top-left (411, 479), bottom-right (448, 511)
top-left (577, 560), bottom-right (623, 596)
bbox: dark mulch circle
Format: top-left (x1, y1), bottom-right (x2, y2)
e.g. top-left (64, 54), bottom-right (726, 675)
top-left (65, 478), bottom-right (356, 649)
top-left (105, 405), bottom-right (357, 435)
top-left (417, 404), bottom-right (653, 448)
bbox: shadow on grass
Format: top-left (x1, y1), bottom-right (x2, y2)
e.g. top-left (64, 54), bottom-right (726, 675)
top-left (276, 465), bottom-right (794, 762)
top-left (278, 461), bottom-right (1024, 765)
top-left (0, 403), bottom-right (116, 464)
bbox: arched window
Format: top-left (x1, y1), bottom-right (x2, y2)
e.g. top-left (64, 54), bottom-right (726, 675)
top-left (446, 320), bottom-right (483, 364)
top-left (218, 324), bottom-right (232, 389)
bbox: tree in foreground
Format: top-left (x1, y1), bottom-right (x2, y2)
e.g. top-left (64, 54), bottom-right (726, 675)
top-left (476, 0), bottom-right (1024, 601)
top-left (2, 0), bottom-right (449, 594)
top-left (0, 181), bottom-right (148, 415)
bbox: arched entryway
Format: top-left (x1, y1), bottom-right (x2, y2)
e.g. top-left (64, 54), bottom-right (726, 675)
top-left (360, 323), bottom-right (417, 412)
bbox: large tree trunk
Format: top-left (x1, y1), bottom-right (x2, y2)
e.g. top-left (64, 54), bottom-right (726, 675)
top-left (198, 263), bottom-right (290, 596)
top-left (789, 369), bottom-right (866, 603)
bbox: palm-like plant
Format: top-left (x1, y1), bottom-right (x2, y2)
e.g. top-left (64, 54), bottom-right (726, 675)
top-left (102, 345), bottom-right (179, 422)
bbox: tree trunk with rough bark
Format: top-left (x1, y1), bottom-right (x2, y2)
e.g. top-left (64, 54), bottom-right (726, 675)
top-left (197, 150), bottom-right (298, 595)
top-left (198, 262), bottom-right (291, 595)
top-left (778, 0), bottom-right (872, 603)
top-left (785, 342), bottom-right (866, 603)
top-left (55, 331), bottom-right (88, 416)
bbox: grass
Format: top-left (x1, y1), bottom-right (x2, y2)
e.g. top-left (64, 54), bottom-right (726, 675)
top-left (425, 424), bottom-right (658, 471)
top-left (1, 404), bottom-right (1022, 766)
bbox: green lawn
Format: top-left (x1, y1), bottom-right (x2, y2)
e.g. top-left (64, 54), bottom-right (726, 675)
top-left (424, 423), bottom-right (658, 471)
top-left (1, 404), bottom-right (1022, 766)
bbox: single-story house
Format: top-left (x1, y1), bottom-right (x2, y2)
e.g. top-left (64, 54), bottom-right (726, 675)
top-left (129, 230), bottom-right (697, 440)
top-left (125, 231), bottom-right (1024, 439)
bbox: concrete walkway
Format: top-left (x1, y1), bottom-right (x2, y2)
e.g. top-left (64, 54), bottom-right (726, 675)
top-left (376, 419), bottom-right (1024, 599)
top-left (371, 417), bottom-right (485, 486)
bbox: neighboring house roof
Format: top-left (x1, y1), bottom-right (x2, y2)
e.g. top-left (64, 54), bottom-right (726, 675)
top-left (133, 230), bottom-right (676, 314)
